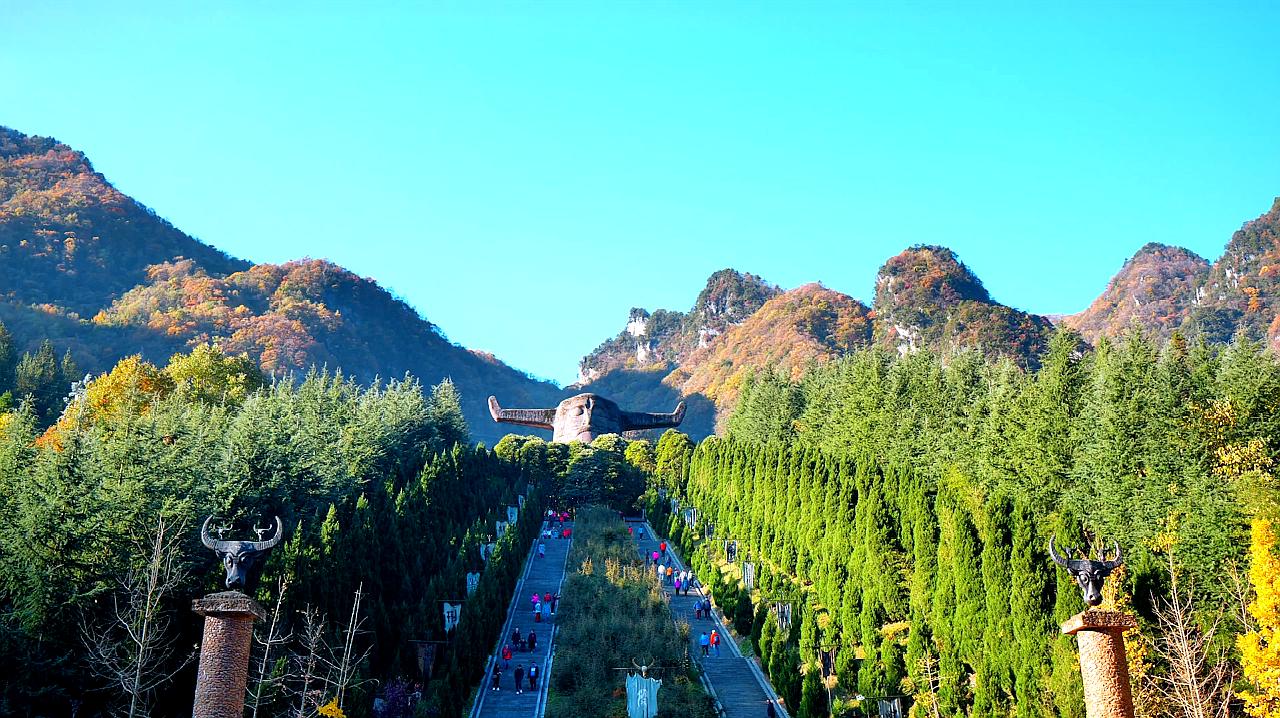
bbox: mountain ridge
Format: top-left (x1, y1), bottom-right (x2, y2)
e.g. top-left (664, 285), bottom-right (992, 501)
top-left (0, 125), bottom-right (561, 443)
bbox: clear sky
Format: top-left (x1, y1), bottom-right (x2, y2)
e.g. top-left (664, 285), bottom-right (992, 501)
top-left (2, 2), bottom-right (1278, 385)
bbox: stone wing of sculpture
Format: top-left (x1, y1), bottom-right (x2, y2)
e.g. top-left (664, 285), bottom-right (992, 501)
top-left (621, 400), bottom-right (687, 431)
top-left (488, 396), bottom-right (556, 430)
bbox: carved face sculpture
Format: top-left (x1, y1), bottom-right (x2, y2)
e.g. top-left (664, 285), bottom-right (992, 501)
top-left (554, 394), bottom-right (620, 443)
top-left (201, 516), bottom-right (283, 592)
top-left (1049, 536), bottom-right (1122, 607)
top-left (489, 393), bottom-right (685, 443)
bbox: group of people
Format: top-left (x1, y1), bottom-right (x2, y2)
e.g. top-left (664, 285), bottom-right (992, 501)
top-left (697, 629), bottom-right (722, 657)
top-left (530, 591), bottom-right (559, 622)
top-left (694, 596), bottom-right (713, 620)
top-left (490, 660), bottom-right (539, 693)
top-left (494, 626), bottom-right (544, 692)
top-left (506, 626), bottom-right (538, 655)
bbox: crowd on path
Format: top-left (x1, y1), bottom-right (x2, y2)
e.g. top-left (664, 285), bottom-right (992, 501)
top-left (482, 508), bottom-right (572, 698)
top-left (629, 519), bottom-right (786, 718)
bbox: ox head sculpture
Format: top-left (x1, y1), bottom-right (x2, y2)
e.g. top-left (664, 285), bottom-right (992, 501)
top-left (488, 392), bottom-right (686, 443)
top-left (201, 516), bottom-right (283, 593)
top-left (1049, 536), bottom-right (1123, 607)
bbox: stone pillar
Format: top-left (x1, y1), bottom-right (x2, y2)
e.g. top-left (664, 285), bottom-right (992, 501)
top-left (191, 591), bottom-right (266, 718)
top-left (1061, 609), bottom-right (1138, 718)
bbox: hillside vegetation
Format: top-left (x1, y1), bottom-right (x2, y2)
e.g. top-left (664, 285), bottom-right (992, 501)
top-left (0, 126), bottom-right (561, 444)
top-left (663, 330), bottom-right (1279, 717)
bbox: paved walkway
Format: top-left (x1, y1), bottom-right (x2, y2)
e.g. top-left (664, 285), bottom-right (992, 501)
top-left (470, 520), bottom-right (574, 718)
top-left (629, 521), bottom-right (788, 718)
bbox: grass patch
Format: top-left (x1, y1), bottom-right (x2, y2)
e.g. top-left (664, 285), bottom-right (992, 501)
top-left (545, 507), bottom-right (716, 718)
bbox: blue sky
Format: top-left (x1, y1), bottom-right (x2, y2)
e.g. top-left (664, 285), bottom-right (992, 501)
top-left (2, 2), bottom-right (1278, 385)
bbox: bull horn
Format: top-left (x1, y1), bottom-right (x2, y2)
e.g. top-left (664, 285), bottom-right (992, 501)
top-left (1104, 540), bottom-right (1123, 568)
top-left (488, 396), bottom-right (556, 430)
top-left (621, 401), bottom-right (687, 431)
top-left (201, 515), bottom-right (231, 552)
top-left (250, 516), bottom-right (283, 551)
top-left (1048, 535), bottom-right (1069, 567)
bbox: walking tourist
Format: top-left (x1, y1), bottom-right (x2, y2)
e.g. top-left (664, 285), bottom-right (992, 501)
top-left (502, 644), bottom-right (512, 668)
top-left (550, 593), bottom-right (559, 614)
top-left (512, 627), bottom-right (521, 647)
top-left (491, 664), bottom-right (501, 691)
top-left (514, 664), bottom-right (525, 694)
top-left (527, 630), bottom-right (537, 652)
top-left (534, 601), bottom-right (542, 623)
top-left (711, 629), bottom-right (721, 657)
top-left (674, 576), bottom-right (682, 593)
top-left (538, 541), bottom-right (545, 558)
top-left (529, 662), bottom-right (539, 690)
top-left (699, 631), bottom-right (710, 656)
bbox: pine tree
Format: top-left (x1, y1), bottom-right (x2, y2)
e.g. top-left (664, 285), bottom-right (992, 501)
top-left (0, 320), bottom-right (15, 394)
top-left (15, 339), bottom-right (63, 423)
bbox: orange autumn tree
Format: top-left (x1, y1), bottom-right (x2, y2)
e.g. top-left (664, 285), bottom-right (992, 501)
top-left (39, 355), bottom-right (174, 448)
top-left (1239, 518), bottom-right (1280, 718)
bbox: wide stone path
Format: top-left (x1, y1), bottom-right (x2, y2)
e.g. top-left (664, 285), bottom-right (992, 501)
top-left (470, 520), bottom-right (574, 718)
top-left (629, 521), bottom-right (789, 718)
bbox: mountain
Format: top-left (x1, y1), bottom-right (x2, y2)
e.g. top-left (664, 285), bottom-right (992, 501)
top-left (576, 269), bottom-right (779, 385)
top-left (872, 245), bottom-right (1053, 365)
top-left (0, 128), bottom-right (249, 315)
top-left (577, 276), bottom-right (873, 437)
top-left (1185, 197), bottom-right (1280, 346)
top-left (668, 282), bottom-right (872, 410)
top-left (0, 126), bottom-right (560, 443)
top-left (1062, 243), bottom-right (1210, 342)
top-left (1065, 198), bottom-right (1280, 349)
top-left (577, 248), bottom-right (1060, 432)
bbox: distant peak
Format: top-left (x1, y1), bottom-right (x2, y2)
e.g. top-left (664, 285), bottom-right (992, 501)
top-left (875, 245), bottom-right (990, 307)
top-left (1129, 242), bottom-right (1207, 263)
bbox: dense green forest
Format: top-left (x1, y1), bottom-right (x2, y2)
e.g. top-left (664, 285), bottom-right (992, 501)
top-left (0, 340), bottom-right (563, 718)
top-left (651, 329), bottom-right (1280, 718)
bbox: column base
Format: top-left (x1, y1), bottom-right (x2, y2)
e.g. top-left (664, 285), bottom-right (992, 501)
top-left (1061, 610), bottom-right (1137, 718)
top-left (192, 591), bottom-right (265, 718)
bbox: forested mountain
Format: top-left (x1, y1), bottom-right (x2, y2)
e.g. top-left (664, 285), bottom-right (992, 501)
top-left (1063, 243), bottom-right (1211, 342)
top-left (578, 249), bottom-right (1052, 434)
top-left (575, 277), bottom-right (871, 437)
top-left (89, 257), bottom-right (563, 440)
top-left (0, 127), bottom-right (249, 314)
top-left (1067, 198), bottom-right (1280, 348)
top-left (0, 126), bottom-right (561, 443)
top-left (1187, 197), bottom-right (1280, 344)
top-left (577, 269), bottom-right (780, 385)
top-left (872, 245), bottom-right (1053, 365)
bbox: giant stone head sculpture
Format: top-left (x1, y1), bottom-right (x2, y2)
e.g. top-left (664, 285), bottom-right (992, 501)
top-left (489, 392), bottom-right (686, 443)
top-left (1049, 536), bottom-right (1123, 607)
top-left (201, 516), bottom-right (283, 593)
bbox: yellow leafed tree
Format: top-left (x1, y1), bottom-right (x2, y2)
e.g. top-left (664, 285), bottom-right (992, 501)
top-left (1239, 518), bottom-right (1280, 718)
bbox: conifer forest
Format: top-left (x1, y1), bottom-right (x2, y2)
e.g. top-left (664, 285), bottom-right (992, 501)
top-left (0, 326), bottom-right (1276, 718)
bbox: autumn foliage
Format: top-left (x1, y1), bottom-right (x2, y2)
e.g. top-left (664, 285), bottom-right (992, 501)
top-left (1239, 518), bottom-right (1280, 718)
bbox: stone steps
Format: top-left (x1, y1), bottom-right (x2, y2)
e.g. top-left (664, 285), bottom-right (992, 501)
top-left (470, 521), bottom-right (573, 718)
top-left (630, 521), bottom-right (788, 718)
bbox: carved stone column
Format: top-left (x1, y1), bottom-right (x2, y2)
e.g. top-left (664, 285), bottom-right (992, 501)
top-left (1061, 609), bottom-right (1137, 718)
top-left (191, 591), bottom-right (266, 718)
